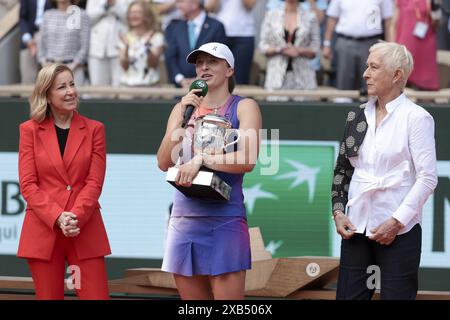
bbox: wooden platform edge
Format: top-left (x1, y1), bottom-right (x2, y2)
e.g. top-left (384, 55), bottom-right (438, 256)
top-left (1, 276), bottom-right (450, 299)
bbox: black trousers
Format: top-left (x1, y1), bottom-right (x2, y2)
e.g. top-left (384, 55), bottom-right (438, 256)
top-left (336, 224), bottom-right (422, 300)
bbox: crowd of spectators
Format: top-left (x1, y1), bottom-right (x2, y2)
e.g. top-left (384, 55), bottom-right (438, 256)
top-left (9, 0), bottom-right (450, 99)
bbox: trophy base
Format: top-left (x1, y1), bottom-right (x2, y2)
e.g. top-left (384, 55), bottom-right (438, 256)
top-left (166, 167), bottom-right (231, 201)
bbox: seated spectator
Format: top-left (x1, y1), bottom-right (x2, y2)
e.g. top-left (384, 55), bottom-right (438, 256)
top-left (259, 0), bottom-right (320, 93)
top-left (37, 0), bottom-right (89, 86)
top-left (164, 0), bottom-right (226, 88)
top-left (86, 0), bottom-right (132, 87)
top-left (118, 0), bottom-right (164, 87)
top-left (392, 0), bottom-right (440, 91)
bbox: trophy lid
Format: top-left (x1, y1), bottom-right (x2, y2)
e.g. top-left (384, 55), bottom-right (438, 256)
top-left (198, 114), bottom-right (232, 128)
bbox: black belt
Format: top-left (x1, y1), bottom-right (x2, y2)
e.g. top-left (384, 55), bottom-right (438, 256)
top-left (337, 33), bottom-right (382, 42)
top-left (47, 59), bottom-right (73, 64)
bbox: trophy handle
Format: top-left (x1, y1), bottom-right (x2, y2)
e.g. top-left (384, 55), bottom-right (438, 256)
top-left (223, 129), bottom-right (240, 150)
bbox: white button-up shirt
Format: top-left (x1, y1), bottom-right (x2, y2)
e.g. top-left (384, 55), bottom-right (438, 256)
top-left (347, 93), bottom-right (437, 237)
top-left (326, 0), bottom-right (393, 38)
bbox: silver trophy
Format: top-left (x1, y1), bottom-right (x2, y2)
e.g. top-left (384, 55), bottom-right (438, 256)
top-left (193, 114), bottom-right (240, 155)
top-left (166, 114), bottom-right (240, 201)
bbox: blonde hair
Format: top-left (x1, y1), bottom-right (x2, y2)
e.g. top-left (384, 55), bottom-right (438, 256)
top-left (29, 63), bottom-right (75, 123)
top-left (369, 41), bottom-right (414, 88)
top-left (127, 0), bottom-right (157, 31)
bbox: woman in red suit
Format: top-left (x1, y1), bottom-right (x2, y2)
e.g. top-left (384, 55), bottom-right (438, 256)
top-left (17, 63), bottom-right (111, 300)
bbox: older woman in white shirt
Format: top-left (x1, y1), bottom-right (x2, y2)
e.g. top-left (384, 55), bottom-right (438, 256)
top-left (331, 42), bottom-right (437, 300)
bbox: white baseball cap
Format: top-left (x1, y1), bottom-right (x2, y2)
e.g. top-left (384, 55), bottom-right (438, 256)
top-left (186, 42), bottom-right (235, 69)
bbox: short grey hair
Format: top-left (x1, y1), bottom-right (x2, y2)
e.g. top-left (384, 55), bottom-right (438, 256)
top-left (369, 41), bottom-right (414, 88)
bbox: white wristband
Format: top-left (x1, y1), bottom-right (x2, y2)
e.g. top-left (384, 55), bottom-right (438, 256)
top-left (22, 33), bottom-right (32, 45)
top-left (175, 73), bottom-right (185, 84)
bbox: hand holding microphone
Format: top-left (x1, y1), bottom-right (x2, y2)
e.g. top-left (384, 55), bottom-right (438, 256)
top-left (181, 79), bottom-right (208, 128)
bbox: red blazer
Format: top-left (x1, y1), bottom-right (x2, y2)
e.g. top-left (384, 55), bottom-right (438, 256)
top-left (18, 112), bottom-right (111, 261)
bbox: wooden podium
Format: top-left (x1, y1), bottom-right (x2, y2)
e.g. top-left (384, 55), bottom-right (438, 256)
top-left (2, 228), bottom-right (450, 299)
top-left (109, 227), bottom-right (340, 299)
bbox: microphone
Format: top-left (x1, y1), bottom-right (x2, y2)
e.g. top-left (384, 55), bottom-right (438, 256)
top-left (182, 79), bottom-right (208, 128)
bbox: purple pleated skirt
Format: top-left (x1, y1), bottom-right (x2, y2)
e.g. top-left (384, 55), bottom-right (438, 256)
top-left (161, 216), bottom-right (251, 276)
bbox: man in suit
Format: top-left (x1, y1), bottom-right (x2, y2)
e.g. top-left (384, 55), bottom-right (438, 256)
top-left (164, 0), bottom-right (226, 88)
top-left (19, 0), bottom-right (53, 84)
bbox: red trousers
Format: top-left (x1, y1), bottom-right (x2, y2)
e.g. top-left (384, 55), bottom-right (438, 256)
top-left (27, 232), bottom-right (109, 300)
